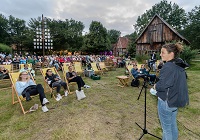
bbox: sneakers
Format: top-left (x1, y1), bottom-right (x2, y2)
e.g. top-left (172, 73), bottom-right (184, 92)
top-left (42, 105), bottom-right (49, 113)
top-left (84, 85), bottom-right (90, 88)
top-left (64, 90), bottom-right (68, 96)
top-left (56, 93), bottom-right (62, 101)
top-left (42, 98), bottom-right (49, 105)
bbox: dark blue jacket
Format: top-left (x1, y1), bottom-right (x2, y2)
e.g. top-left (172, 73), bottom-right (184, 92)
top-left (156, 58), bottom-right (189, 107)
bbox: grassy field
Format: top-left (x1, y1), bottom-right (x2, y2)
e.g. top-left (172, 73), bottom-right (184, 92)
top-left (0, 62), bottom-right (200, 140)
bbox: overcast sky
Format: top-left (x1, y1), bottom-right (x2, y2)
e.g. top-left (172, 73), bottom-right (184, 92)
top-left (0, 0), bottom-right (199, 36)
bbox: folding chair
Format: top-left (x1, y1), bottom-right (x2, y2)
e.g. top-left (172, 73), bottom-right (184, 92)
top-left (99, 62), bottom-right (108, 72)
top-left (0, 64), bottom-right (12, 90)
top-left (62, 65), bottom-right (76, 94)
top-left (9, 72), bottom-right (37, 114)
top-left (40, 67), bottom-right (60, 99)
top-left (91, 62), bottom-right (103, 75)
top-left (74, 63), bottom-right (85, 76)
top-left (19, 64), bottom-right (32, 70)
top-left (126, 65), bottom-right (135, 80)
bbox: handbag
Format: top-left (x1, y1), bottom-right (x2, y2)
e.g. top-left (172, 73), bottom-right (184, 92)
top-left (76, 90), bottom-right (86, 100)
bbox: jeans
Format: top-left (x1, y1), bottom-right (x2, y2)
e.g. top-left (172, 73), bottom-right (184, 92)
top-left (158, 98), bottom-right (178, 140)
top-left (22, 84), bottom-right (46, 106)
top-left (52, 81), bottom-right (67, 93)
top-left (69, 76), bottom-right (85, 91)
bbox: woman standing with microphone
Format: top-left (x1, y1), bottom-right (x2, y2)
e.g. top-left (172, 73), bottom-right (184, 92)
top-left (153, 43), bottom-right (189, 140)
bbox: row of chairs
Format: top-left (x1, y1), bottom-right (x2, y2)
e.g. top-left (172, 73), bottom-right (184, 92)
top-left (9, 66), bottom-right (76, 114)
top-left (3, 61), bottom-right (114, 114)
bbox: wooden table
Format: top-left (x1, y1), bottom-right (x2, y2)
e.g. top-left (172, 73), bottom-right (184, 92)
top-left (116, 76), bottom-right (129, 87)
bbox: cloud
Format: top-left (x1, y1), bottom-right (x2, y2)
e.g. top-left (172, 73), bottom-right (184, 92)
top-left (0, 0), bottom-right (199, 36)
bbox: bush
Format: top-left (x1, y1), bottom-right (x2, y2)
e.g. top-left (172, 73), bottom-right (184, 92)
top-left (180, 45), bottom-right (198, 64)
top-left (135, 54), bottom-right (149, 63)
top-left (0, 43), bottom-right (11, 54)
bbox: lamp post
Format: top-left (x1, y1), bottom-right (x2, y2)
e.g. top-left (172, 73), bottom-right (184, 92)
top-left (33, 14), bottom-right (53, 56)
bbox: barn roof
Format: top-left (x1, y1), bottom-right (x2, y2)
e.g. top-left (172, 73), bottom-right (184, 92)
top-left (117, 37), bottom-right (129, 49)
top-left (135, 14), bottom-right (190, 45)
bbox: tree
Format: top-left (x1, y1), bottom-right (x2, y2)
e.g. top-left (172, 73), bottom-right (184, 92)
top-left (180, 6), bottom-right (200, 50)
top-left (125, 32), bottom-right (138, 57)
top-left (0, 14), bottom-right (9, 44)
top-left (7, 15), bottom-right (28, 52)
top-left (82, 21), bottom-right (111, 54)
top-left (0, 43), bottom-right (11, 54)
top-left (28, 17), bottom-right (85, 52)
top-left (134, 0), bottom-right (187, 34)
top-left (107, 29), bottom-right (121, 44)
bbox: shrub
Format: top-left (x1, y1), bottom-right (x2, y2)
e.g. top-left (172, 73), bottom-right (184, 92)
top-left (0, 43), bottom-right (11, 54)
top-left (135, 54), bottom-right (149, 63)
top-left (180, 45), bottom-right (198, 64)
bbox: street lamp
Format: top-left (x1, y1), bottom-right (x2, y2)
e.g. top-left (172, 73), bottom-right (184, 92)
top-left (33, 14), bottom-right (53, 56)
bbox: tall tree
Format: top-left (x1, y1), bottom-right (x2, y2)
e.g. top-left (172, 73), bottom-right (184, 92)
top-left (181, 6), bottom-right (200, 50)
top-left (82, 21), bottom-right (111, 54)
top-left (134, 0), bottom-right (187, 34)
top-left (107, 29), bottom-right (121, 44)
top-left (7, 15), bottom-right (28, 52)
top-left (0, 14), bottom-right (9, 44)
top-left (28, 17), bottom-right (85, 52)
top-left (125, 32), bottom-right (138, 57)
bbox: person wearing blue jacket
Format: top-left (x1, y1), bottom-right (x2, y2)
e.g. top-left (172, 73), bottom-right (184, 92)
top-left (131, 63), bottom-right (140, 79)
top-left (154, 43), bottom-right (189, 140)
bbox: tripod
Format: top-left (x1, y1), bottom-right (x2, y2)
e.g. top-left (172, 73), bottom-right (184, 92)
top-left (135, 76), bottom-right (161, 140)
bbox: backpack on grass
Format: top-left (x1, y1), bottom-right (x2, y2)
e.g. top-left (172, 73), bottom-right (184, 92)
top-left (131, 79), bottom-right (140, 87)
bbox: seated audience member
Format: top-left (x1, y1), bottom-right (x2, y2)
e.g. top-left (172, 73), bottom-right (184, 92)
top-left (19, 57), bottom-right (27, 64)
top-left (15, 71), bottom-right (49, 112)
top-left (66, 66), bottom-right (90, 92)
top-left (3, 58), bottom-right (12, 65)
top-left (0, 66), bottom-right (9, 79)
top-left (20, 64), bottom-right (35, 78)
top-left (157, 60), bottom-right (164, 71)
top-left (131, 63), bottom-right (140, 79)
top-left (139, 64), bottom-right (156, 85)
top-left (45, 69), bottom-right (68, 101)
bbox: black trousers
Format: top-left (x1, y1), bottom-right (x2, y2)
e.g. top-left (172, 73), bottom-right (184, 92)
top-left (22, 84), bottom-right (46, 106)
top-left (69, 76), bottom-right (85, 91)
top-left (52, 81), bottom-right (67, 93)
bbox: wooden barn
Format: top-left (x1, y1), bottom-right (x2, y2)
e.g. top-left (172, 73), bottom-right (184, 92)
top-left (135, 14), bottom-right (190, 55)
top-left (113, 37), bottom-right (129, 56)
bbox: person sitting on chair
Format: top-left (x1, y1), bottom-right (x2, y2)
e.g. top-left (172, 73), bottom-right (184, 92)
top-left (20, 64), bottom-right (35, 78)
top-left (139, 64), bottom-right (156, 85)
top-left (15, 71), bottom-right (49, 112)
top-left (0, 66), bottom-right (9, 79)
top-left (45, 69), bottom-right (68, 101)
top-left (131, 63), bottom-right (140, 79)
top-left (66, 66), bottom-right (90, 92)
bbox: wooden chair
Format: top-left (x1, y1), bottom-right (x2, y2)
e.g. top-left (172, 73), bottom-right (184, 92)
top-left (0, 64), bottom-right (12, 90)
top-left (62, 65), bottom-right (76, 94)
top-left (19, 64), bottom-right (32, 70)
top-left (126, 65), bottom-right (134, 80)
top-left (74, 62), bottom-right (81, 67)
top-left (74, 63), bottom-right (84, 76)
top-left (99, 62), bottom-right (108, 72)
top-left (91, 62), bottom-right (103, 75)
top-left (40, 67), bottom-right (60, 99)
top-left (0, 64), bottom-right (13, 72)
top-left (9, 72), bottom-right (37, 114)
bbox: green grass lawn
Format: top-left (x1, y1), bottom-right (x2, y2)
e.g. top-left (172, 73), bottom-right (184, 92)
top-left (0, 62), bottom-right (200, 140)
